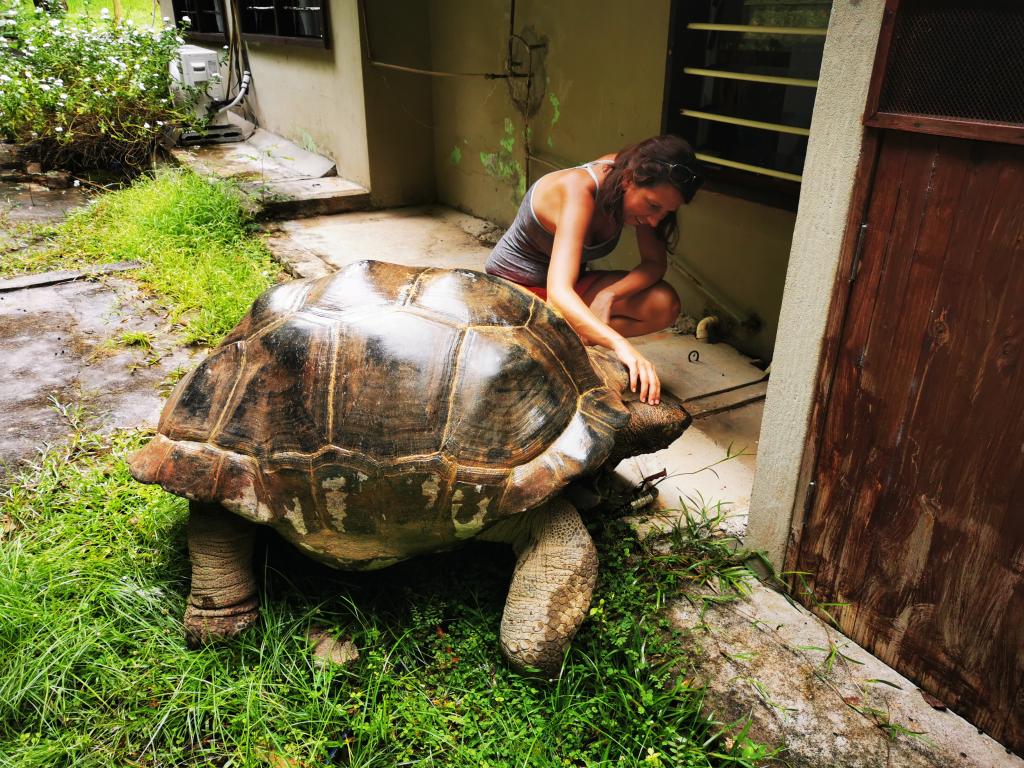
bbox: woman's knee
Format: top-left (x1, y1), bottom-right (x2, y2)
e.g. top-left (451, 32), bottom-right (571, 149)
top-left (646, 282), bottom-right (681, 326)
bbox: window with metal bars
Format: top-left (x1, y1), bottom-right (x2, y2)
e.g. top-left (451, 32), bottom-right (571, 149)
top-left (664, 0), bottom-right (832, 210)
top-left (238, 0), bottom-right (330, 47)
top-left (171, 0), bottom-right (227, 44)
top-left (864, 0), bottom-right (1024, 144)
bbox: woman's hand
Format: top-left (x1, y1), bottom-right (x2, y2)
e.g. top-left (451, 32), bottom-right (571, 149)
top-left (588, 289), bottom-right (616, 325)
top-left (611, 338), bottom-right (661, 405)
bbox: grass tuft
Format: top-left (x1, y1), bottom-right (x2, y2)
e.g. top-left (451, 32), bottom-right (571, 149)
top-left (1, 167), bottom-right (279, 345)
top-left (0, 430), bottom-right (772, 767)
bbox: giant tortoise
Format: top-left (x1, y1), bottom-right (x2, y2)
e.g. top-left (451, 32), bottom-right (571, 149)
top-left (130, 260), bottom-right (690, 673)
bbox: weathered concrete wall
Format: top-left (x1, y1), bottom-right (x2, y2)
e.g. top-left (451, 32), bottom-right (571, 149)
top-left (746, 0), bottom-right (887, 568)
top-left (235, 0), bottom-right (370, 188)
top-left (427, 0), bottom-right (796, 360)
top-left (161, 0), bottom-right (435, 206)
top-left (359, 1), bottom-right (436, 207)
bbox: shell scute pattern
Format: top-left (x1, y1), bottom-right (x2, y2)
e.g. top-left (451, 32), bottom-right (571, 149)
top-left (131, 261), bottom-right (628, 566)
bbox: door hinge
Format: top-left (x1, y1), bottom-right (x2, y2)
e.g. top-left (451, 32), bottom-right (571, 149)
top-left (804, 480), bottom-right (817, 516)
top-left (849, 222), bottom-right (868, 283)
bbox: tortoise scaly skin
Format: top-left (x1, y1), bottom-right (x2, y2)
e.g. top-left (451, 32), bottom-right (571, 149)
top-left (131, 260), bottom-right (690, 674)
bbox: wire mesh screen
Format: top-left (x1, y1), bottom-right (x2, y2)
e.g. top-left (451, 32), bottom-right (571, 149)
top-left (878, 0), bottom-right (1024, 125)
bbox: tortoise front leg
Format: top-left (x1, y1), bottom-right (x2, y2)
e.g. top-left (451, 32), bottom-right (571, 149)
top-left (481, 498), bottom-right (598, 675)
top-left (183, 501), bottom-right (260, 646)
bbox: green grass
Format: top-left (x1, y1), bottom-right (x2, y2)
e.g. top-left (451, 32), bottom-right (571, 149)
top-left (0, 425), bottom-right (773, 768)
top-left (1, 168), bottom-right (279, 345)
top-left (65, 0), bottom-right (162, 26)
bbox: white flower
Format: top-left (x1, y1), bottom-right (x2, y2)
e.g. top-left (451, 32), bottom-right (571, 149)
top-left (156, 120), bottom-right (164, 126)
top-left (0, 75), bottom-right (10, 83)
top-left (100, 7), bottom-right (110, 17)
top-left (143, 122), bottom-right (151, 128)
top-left (59, 93), bottom-right (67, 100)
top-left (73, 179), bottom-right (80, 187)
top-left (162, 16), bottom-right (170, 22)
top-left (181, 15), bottom-right (190, 24)
top-left (55, 126), bottom-right (63, 132)
top-left (48, 18), bottom-right (59, 27)
top-left (138, 82), bottom-right (146, 90)
top-left (39, 83), bottom-right (50, 91)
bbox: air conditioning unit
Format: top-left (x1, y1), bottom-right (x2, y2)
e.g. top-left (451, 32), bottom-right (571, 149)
top-left (169, 45), bottom-right (245, 145)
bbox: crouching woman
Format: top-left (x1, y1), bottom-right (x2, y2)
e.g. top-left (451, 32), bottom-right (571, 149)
top-left (485, 134), bottom-right (703, 407)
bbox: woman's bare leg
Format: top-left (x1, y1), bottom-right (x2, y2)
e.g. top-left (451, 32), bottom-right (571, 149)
top-left (576, 270), bottom-right (681, 338)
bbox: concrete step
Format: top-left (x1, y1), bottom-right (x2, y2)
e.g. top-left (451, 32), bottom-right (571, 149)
top-left (170, 126), bottom-right (370, 220)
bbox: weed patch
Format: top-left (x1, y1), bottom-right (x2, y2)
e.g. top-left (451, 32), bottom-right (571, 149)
top-left (1, 167), bottom-right (279, 345)
top-left (0, 430), bottom-right (769, 767)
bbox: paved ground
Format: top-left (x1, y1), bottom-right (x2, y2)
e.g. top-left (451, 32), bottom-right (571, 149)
top-left (0, 177), bottom-right (200, 474)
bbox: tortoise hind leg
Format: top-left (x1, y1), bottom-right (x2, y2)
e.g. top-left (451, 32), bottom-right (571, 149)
top-left (480, 498), bottom-right (598, 675)
top-left (184, 501), bottom-right (260, 646)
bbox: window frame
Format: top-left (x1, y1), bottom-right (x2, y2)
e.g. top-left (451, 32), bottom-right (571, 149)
top-left (171, 0), bottom-right (229, 45)
top-left (171, 0), bottom-right (332, 49)
top-left (663, 0), bottom-right (832, 211)
top-left (863, 0), bottom-right (1024, 145)
top-left (237, 0), bottom-right (332, 49)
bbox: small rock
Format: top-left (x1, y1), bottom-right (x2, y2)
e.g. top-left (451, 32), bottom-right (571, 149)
top-left (919, 690), bottom-right (947, 711)
top-left (307, 625), bottom-right (359, 668)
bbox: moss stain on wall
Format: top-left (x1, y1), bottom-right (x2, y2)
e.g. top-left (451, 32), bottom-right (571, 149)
top-left (547, 92), bottom-right (561, 148)
top-left (479, 117), bottom-right (526, 199)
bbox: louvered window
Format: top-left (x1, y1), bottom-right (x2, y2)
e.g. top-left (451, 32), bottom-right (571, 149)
top-left (664, 0), bottom-right (832, 209)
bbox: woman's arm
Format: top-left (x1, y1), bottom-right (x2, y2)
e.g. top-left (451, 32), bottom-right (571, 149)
top-left (545, 179), bottom-right (661, 404)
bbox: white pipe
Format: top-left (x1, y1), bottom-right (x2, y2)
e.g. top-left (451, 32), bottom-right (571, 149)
top-left (217, 70), bottom-right (250, 114)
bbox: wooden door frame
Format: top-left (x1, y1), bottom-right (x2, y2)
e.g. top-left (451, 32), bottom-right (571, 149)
top-left (784, 0), bottom-right (1024, 572)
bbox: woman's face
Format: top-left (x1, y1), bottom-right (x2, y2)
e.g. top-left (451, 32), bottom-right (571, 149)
top-left (621, 180), bottom-right (685, 228)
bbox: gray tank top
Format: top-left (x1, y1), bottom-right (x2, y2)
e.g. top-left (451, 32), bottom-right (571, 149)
top-left (485, 160), bottom-right (621, 286)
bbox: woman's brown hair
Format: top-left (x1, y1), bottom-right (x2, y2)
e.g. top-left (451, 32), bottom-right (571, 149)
top-left (595, 135), bottom-right (703, 252)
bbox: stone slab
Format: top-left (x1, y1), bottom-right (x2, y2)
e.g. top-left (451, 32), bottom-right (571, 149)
top-left (0, 261), bottom-right (141, 293)
top-left (674, 581), bottom-right (1023, 768)
top-left (1, 182), bottom-right (90, 224)
top-left (0, 277), bottom-right (201, 473)
top-left (172, 126), bottom-right (336, 182)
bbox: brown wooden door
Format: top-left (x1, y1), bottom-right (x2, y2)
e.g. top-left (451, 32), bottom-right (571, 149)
top-left (792, 128), bottom-right (1024, 751)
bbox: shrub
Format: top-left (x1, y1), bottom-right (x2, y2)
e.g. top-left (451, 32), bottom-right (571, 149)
top-left (0, 0), bottom-right (193, 172)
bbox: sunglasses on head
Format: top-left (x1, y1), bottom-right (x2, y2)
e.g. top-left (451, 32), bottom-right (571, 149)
top-left (637, 160), bottom-right (704, 203)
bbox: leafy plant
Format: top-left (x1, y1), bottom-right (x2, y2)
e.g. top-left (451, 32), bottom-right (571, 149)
top-left (0, 0), bottom-right (193, 172)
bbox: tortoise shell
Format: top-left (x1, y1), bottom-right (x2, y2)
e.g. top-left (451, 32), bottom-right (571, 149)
top-left (130, 261), bottom-right (629, 568)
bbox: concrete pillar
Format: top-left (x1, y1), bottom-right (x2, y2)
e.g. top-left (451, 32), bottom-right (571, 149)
top-left (746, 0), bottom-right (887, 568)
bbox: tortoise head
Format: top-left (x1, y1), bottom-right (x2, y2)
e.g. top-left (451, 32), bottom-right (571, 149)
top-left (586, 347), bottom-right (692, 466)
